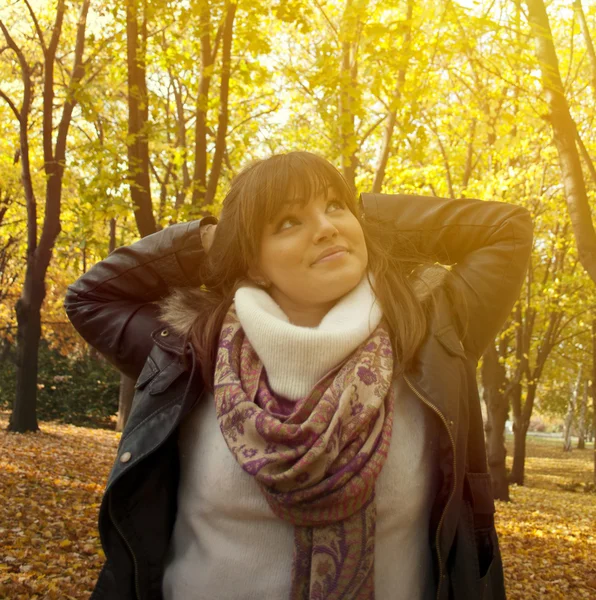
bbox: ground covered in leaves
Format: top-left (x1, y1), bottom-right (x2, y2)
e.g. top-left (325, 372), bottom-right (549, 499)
top-left (0, 415), bottom-right (595, 599)
top-left (499, 436), bottom-right (596, 599)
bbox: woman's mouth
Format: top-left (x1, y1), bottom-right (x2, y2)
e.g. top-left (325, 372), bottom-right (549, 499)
top-left (312, 250), bottom-right (349, 265)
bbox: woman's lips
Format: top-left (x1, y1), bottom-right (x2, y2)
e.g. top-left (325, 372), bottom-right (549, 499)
top-left (312, 250), bottom-right (349, 264)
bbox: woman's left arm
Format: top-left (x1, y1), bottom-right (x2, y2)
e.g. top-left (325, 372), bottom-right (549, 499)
top-left (360, 192), bottom-right (533, 360)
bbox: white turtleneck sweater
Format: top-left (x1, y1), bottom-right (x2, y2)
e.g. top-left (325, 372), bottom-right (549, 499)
top-left (162, 275), bottom-right (438, 600)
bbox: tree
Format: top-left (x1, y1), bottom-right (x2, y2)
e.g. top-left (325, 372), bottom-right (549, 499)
top-left (563, 364), bottom-right (582, 451)
top-left (593, 319), bottom-right (596, 483)
top-left (481, 338), bottom-right (510, 500)
top-left (126, 0), bottom-right (156, 238)
top-left (151, 0), bottom-right (242, 216)
top-left (203, 1), bottom-right (237, 208)
top-left (577, 379), bottom-right (588, 450)
top-left (524, 0), bottom-right (596, 286)
top-left (113, 0), bottom-right (159, 432)
top-left (1, 0), bottom-right (91, 432)
top-left (508, 219), bottom-right (591, 485)
top-left (371, 0), bottom-right (414, 193)
top-left (337, 0), bottom-right (366, 188)
top-left (573, 0), bottom-right (596, 104)
top-left (0, 178), bottom-right (20, 309)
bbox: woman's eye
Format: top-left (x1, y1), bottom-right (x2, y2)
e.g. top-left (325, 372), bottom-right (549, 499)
top-left (327, 200), bottom-right (345, 212)
top-left (276, 201), bottom-right (344, 232)
top-left (278, 217), bottom-right (298, 231)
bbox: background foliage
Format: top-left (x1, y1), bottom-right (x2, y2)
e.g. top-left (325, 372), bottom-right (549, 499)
top-left (0, 344), bottom-right (119, 426)
top-left (0, 0), bottom-right (594, 465)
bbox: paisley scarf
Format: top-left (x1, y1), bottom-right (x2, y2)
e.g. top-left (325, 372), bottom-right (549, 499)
top-left (213, 304), bottom-right (395, 600)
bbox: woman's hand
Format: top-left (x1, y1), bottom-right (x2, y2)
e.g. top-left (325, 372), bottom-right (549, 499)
top-left (200, 222), bottom-right (217, 253)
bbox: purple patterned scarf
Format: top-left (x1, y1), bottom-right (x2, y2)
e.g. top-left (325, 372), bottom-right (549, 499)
top-left (213, 304), bottom-right (395, 599)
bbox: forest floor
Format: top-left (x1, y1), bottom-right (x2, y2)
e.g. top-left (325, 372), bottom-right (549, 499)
top-left (0, 413), bottom-right (595, 599)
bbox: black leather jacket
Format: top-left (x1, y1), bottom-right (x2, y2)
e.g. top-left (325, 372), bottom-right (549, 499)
top-left (65, 193), bottom-right (533, 600)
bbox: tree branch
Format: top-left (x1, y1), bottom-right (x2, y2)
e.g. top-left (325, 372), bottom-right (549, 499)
top-left (205, 1), bottom-right (236, 205)
top-left (312, 0), bottom-right (339, 40)
top-left (574, 125), bottom-right (596, 186)
top-left (0, 18), bottom-right (37, 256)
top-left (54, 0), bottom-right (90, 165)
top-left (23, 0), bottom-right (47, 55)
top-left (227, 105), bottom-right (281, 135)
top-left (0, 89), bottom-right (21, 121)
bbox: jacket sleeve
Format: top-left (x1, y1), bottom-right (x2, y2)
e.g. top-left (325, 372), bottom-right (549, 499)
top-left (359, 193), bottom-right (533, 360)
top-left (64, 216), bottom-right (217, 379)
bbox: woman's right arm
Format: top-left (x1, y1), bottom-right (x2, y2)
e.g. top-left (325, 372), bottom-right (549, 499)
top-left (64, 216), bottom-right (217, 379)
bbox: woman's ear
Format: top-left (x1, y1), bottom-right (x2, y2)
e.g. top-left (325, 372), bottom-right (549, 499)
top-left (247, 266), bottom-right (270, 288)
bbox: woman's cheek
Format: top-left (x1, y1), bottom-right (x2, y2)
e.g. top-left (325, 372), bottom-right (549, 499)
top-left (264, 241), bottom-right (303, 277)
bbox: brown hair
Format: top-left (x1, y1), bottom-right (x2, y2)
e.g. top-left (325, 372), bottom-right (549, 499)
top-left (161, 151), bottom-right (444, 391)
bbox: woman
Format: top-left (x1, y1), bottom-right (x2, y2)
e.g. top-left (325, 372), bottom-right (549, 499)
top-left (65, 151), bottom-right (533, 600)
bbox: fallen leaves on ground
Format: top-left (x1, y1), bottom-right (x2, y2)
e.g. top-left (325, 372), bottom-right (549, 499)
top-left (496, 488), bottom-right (596, 599)
top-left (0, 415), bottom-right (594, 599)
top-left (497, 437), bottom-right (596, 599)
top-left (0, 414), bottom-right (120, 600)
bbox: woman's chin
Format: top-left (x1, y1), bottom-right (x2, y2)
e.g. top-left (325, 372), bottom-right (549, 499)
top-left (309, 268), bottom-right (365, 301)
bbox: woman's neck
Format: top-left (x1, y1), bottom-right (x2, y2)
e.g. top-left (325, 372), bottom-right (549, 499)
top-left (267, 288), bottom-right (337, 327)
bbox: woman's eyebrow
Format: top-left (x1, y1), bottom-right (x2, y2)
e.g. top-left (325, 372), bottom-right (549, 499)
top-left (271, 188), bottom-right (336, 218)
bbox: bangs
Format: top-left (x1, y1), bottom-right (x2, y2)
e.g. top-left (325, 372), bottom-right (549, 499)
top-left (227, 151), bottom-right (358, 259)
top-left (250, 152), bottom-right (356, 224)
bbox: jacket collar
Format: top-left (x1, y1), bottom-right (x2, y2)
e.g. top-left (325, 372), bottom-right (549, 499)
top-left (152, 326), bottom-right (188, 356)
top-left (152, 289), bottom-right (465, 419)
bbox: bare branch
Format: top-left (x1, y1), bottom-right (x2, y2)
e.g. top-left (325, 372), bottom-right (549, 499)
top-left (210, 15), bottom-right (224, 65)
top-left (312, 0), bottom-right (339, 40)
top-left (54, 0), bottom-right (90, 164)
top-left (424, 117), bottom-right (455, 198)
top-left (23, 0), bottom-right (47, 55)
top-left (0, 17), bottom-right (37, 255)
top-left (227, 105), bottom-right (282, 135)
top-left (0, 89), bottom-right (21, 121)
top-left (574, 125), bottom-right (596, 186)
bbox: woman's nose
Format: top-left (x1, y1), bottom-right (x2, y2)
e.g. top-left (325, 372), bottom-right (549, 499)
top-left (313, 214), bottom-right (338, 241)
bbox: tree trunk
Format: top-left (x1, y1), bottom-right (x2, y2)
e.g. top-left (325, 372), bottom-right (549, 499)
top-left (481, 342), bottom-right (510, 501)
top-left (109, 218), bottom-right (116, 254)
top-left (126, 0), bottom-right (156, 237)
top-left (510, 381), bottom-right (536, 486)
top-left (371, 0), bottom-right (413, 193)
top-left (107, 217), bottom-right (135, 433)
top-left (122, 0), bottom-right (157, 430)
top-left (564, 365), bottom-right (582, 451)
top-left (592, 320), bottom-right (596, 483)
top-left (2, 0), bottom-right (89, 432)
top-left (525, 0), bottom-right (596, 285)
top-left (573, 0), bottom-right (596, 103)
top-left (116, 375), bottom-right (136, 433)
top-left (205, 1), bottom-right (236, 207)
top-left (191, 4), bottom-right (214, 207)
top-left (577, 379), bottom-right (588, 450)
top-left (509, 382), bottom-right (524, 485)
top-left (510, 413), bottom-right (528, 486)
top-left (338, 0), bottom-right (364, 189)
top-left (1, 26), bottom-right (38, 432)
top-left (9, 275), bottom-right (43, 432)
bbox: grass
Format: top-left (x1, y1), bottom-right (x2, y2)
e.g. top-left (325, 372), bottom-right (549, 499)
top-left (504, 433), bottom-right (595, 490)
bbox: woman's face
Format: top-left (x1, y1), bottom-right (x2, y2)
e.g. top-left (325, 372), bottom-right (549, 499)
top-left (250, 187), bottom-right (368, 326)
